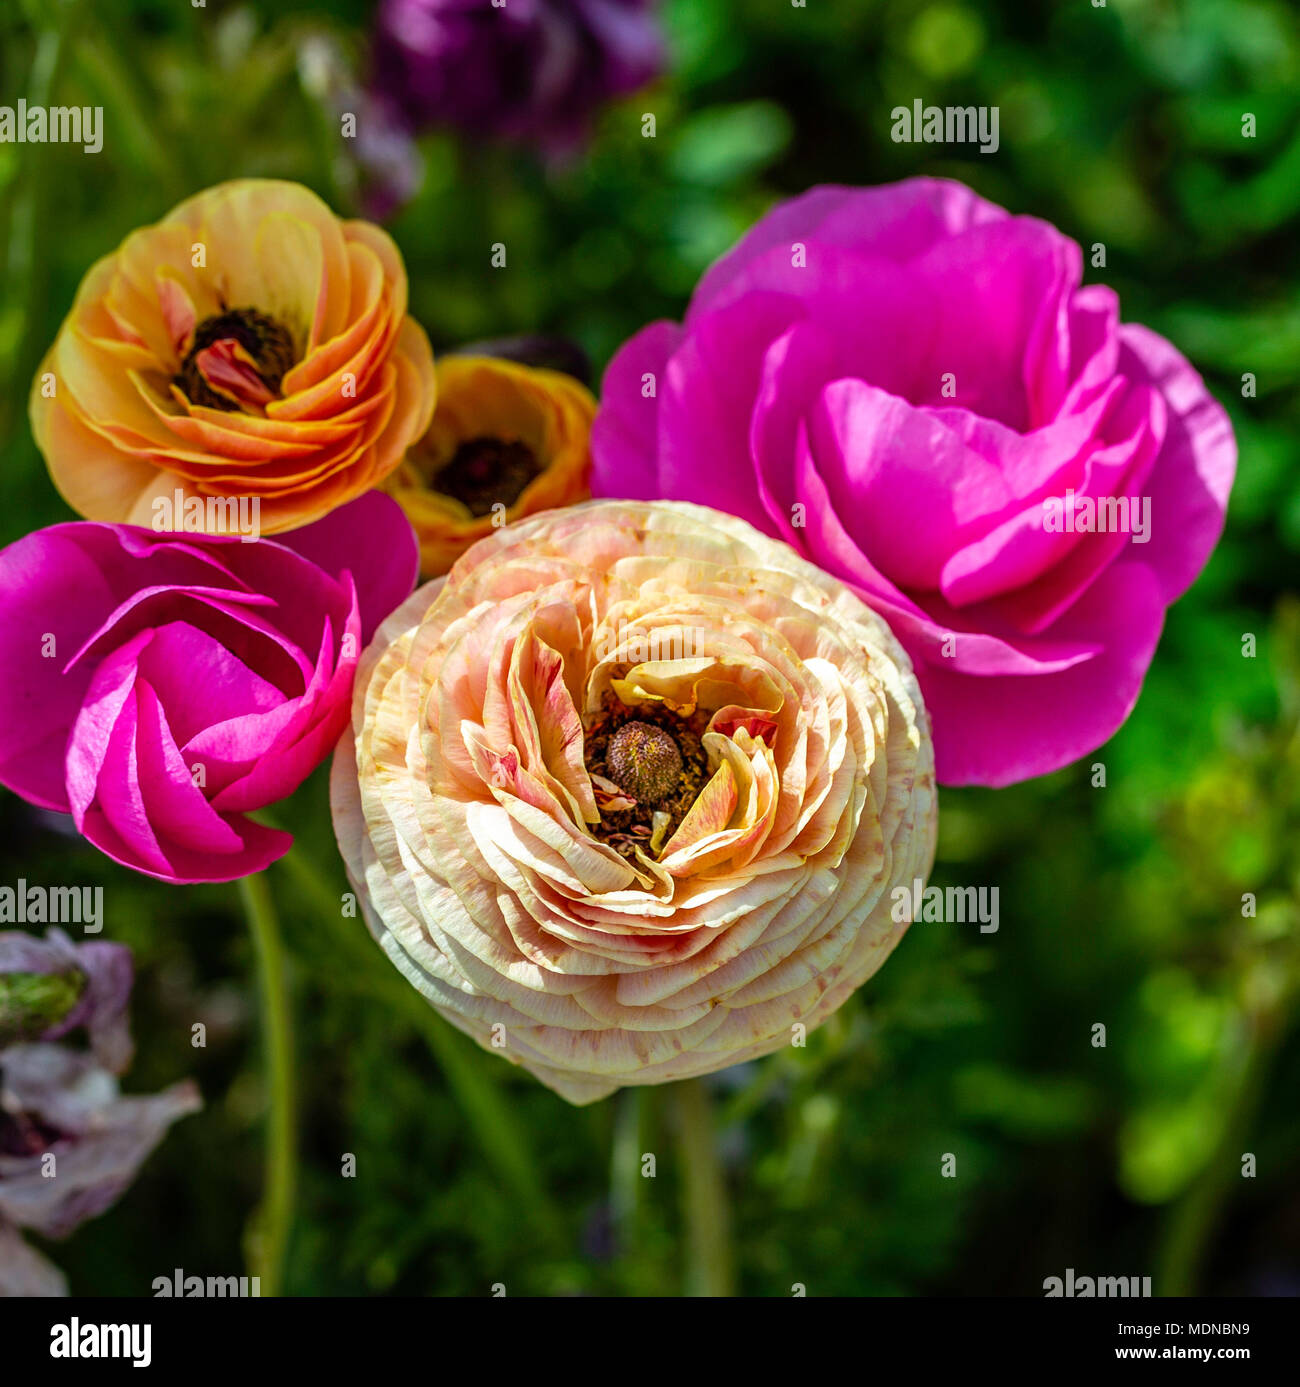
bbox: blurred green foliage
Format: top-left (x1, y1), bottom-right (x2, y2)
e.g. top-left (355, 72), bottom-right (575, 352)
top-left (1, 0), bottom-right (1297, 1296)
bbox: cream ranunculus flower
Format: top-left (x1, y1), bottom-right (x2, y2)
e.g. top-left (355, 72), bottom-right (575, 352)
top-left (331, 500), bottom-right (937, 1103)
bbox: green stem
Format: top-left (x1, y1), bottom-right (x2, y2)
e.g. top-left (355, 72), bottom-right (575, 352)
top-left (271, 842), bottom-right (565, 1246)
top-left (674, 1077), bottom-right (736, 1296)
top-left (610, 1087), bottom-right (650, 1289)
top-left (412, 1010), bottom-right (564, 1245)
top-left (239, 872), bottom-right (297, 1297)
top-left (1156, 1005), bottom-right (1283, 1295)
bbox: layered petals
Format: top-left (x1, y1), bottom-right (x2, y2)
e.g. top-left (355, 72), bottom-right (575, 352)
top-left (0, 494), bottom-right (418, 882)
top-left (0, 936), bottom-right (199, 1296)
top-left (332, 499), bottom-right (936, 1103)
top-left (0, 1044), bottom-right (200, 1241)
top-left (30, 179), bottom-right (435, 536)
top-left (592, 178), bottom-right (1237, 785)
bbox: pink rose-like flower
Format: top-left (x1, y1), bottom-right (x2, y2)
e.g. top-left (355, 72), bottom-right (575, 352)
top-left (0, 493), bottom-right (418, 882)
top-left (332, 500), bottom-right (936, 1104)
top-left (592, 178), bottom-right (1237, 785)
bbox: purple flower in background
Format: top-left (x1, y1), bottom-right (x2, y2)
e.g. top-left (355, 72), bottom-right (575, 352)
top-left (0, 1046), bottom-right (200, 1241)
top-left (0, 932), bottom-right (200, 1296)
top-left (297, 33), bottom-right (425, 220)
top-left (0, 929), bottom-right (132, 1072)
top-left (0, 1221), bottom-right (67, 1296)
top-left (372, 0), bottom-right (665, 152)
top-left (350, 87), bottom-right (427, 218)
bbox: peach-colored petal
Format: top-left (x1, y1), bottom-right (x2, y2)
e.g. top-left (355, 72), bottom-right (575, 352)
top-left (332, 500), bottom-right (937, 1103)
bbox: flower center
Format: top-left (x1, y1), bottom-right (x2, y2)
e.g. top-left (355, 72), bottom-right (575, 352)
top-left (583, 702), bottom-right (710, 861)
top-left (432, 437), bottom-right (543, 517)
top-left (175, 307), bottom-right (297, 413)
top-left (0, 968), bottom-right (86, 1047)
top-left (606, 722), bottom-right (682, 803)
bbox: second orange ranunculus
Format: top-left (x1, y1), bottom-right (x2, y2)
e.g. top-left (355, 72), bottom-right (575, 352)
top-left (382, 354), bottom-right (594, 577)
top-left (30, 179), bottom-right (435, 536)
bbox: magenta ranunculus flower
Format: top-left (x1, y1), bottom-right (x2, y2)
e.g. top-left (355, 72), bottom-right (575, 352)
top-left (591, 178), bottom-right (1237, 786)
top-left (0, 493), bottom-right (418, 882)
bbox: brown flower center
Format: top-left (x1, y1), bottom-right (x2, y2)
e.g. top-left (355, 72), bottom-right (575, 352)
top-left (583, 701), bottom-right (710, 862)
top-left (432, 437), bottom-right (543, 517)
top-left (606, 722), bottom-right (682, 803)
top-left (175, 307), bottom-right (297, 413)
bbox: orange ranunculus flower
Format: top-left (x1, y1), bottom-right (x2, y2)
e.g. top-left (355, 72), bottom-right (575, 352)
top-left (30, 179), bottom-right (435, 536)
top-left (382, 354), bottom-right (594, 576)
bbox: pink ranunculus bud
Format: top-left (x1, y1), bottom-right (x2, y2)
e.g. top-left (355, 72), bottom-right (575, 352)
top-left (0, 493), bottom-right (418, 882)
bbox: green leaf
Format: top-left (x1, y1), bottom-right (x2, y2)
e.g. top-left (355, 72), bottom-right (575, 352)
top-left (668, 102), bottom-right (792, 186)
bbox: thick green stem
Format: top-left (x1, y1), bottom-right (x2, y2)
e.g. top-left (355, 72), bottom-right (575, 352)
top-left (611, 1087), bottom-right (654, 1290)
top-left (674, 1077), bottom-right (736, 1296)
top-left (239, 872), bottom-right (297, 1297)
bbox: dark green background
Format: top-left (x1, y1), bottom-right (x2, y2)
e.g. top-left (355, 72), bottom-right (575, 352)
top-left (1, 0), bottom-right (1296, 1296)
